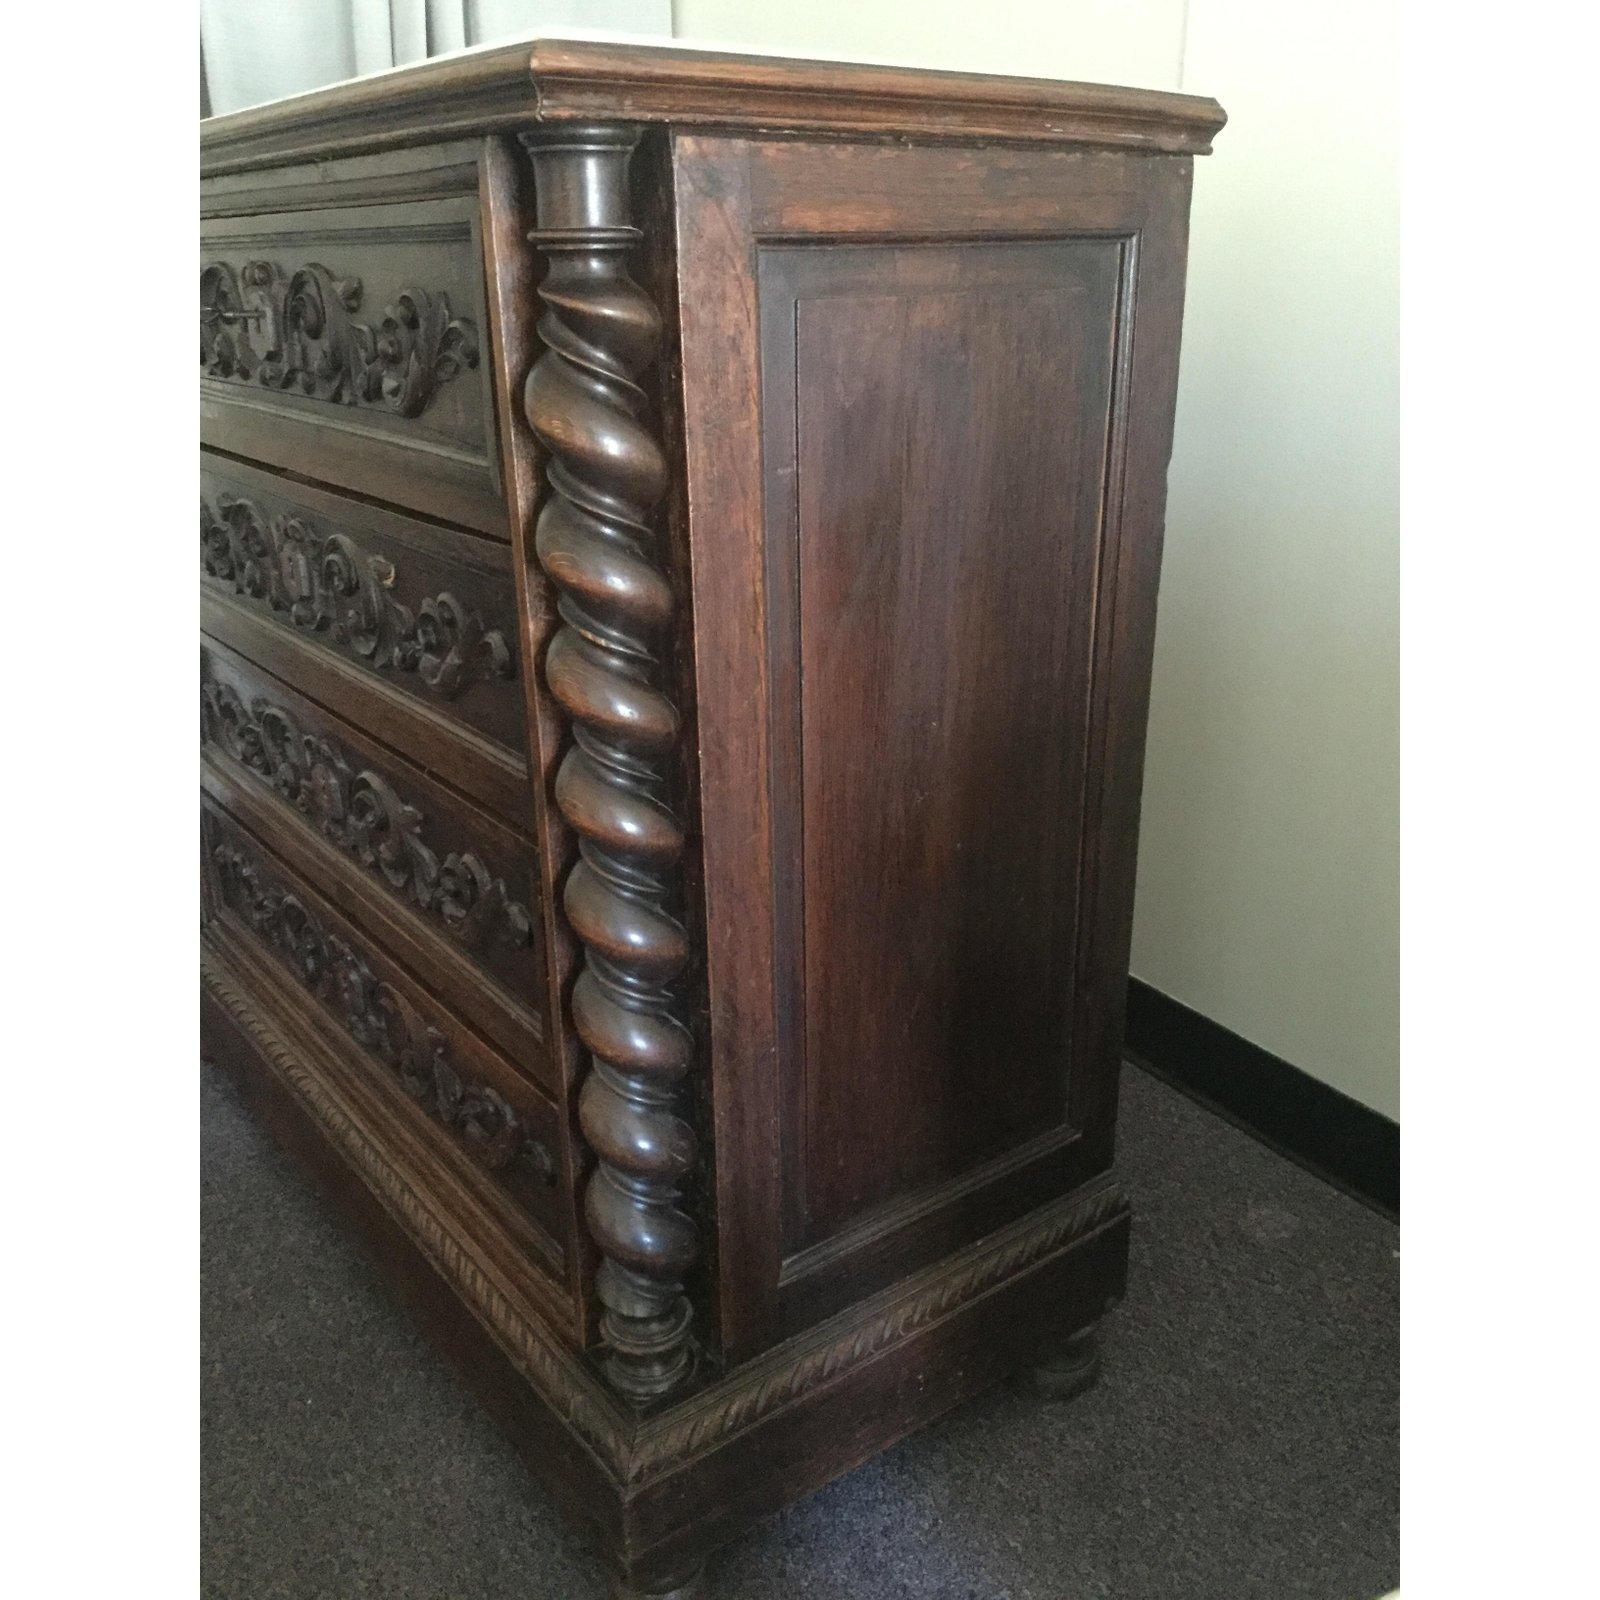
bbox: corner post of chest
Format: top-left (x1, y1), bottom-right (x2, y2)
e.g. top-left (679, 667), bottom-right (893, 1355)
top-left (513, 123), bottom-right (705, 1410)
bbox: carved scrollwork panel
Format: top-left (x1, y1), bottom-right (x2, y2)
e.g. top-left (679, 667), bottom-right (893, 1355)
top-left (202, 679), bottom-right (533, 957)
top-left (200, 492), bottom-right (515, 702)
top-left (200, 258), bottom-right (480, 418)
top-left (210, 834), bottom-right (555, 1192)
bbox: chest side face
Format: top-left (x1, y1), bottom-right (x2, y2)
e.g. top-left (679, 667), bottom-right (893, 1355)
top-left (673, 134), bottom-right (1194, 1354)
top-left (763, 236), bottom-right (1122, 1256)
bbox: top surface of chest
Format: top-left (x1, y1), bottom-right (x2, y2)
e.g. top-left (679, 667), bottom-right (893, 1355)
top-left (201, 36), bottom-right (1225, 178)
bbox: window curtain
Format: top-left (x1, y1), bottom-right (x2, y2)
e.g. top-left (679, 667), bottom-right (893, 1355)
top-left (200, 1), bottom-right (672, 117)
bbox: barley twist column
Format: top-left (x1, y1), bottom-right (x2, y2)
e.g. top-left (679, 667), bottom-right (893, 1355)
top-left (517, 125), bottom-right (698, 1404)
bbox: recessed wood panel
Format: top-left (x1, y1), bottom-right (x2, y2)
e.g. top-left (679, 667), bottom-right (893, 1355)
top-left (760, 240), bottom-right (1125, 1255)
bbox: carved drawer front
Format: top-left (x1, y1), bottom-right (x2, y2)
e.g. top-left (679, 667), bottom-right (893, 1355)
top-left (200, 638), bottom-right (550, 1082)
top-left (200, 453), bottom-right (529, 814)
top-left (200, 189), bottom-right (503, 533)
top-left (203, 798), bottom-right (569, 1273)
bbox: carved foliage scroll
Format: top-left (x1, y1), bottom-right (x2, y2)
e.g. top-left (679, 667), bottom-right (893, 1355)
top-left (211, 835), bottom-right (554, 1187)
top-left (202, 679), bottom-right (533, 956)
top-left (200, 260), bottom-right (480, 418)
top-left (201, 493), bottom-right (514, 700)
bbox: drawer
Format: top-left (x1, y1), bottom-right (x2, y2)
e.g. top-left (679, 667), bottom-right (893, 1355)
top-left (200, 452), bottom-right (530, 789)
top-left (201, 638), bottom-right (550, 1078)
top-left (200, 190), bottom-right (503, 532)
top-left (203, 796), bottom-right (569, 1273)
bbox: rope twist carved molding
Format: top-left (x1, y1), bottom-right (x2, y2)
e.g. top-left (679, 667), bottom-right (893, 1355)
top-left (627, 1181), bottom-right (1128, 1481)
top-left (201, 493), bottom-right (514, 700)
top-left (200, 259), bottom-right (479, 417)
top-left (203, 679), bottom-right (533, 955)
top-left (205, 941), bottom-right (1124, 1487)
top-left (518, 124), bottom-right (699, 1406)
top-left (211, 835), bottom-right (553, 1188)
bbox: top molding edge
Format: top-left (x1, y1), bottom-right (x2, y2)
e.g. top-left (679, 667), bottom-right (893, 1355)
top-left (200, 39), bottom-right (1227, 176)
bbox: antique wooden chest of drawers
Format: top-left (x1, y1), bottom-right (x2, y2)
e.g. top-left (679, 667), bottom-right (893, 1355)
top-left (200, 39), bottom-right (1223, 1598)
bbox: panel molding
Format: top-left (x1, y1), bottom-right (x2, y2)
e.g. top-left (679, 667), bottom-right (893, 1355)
top-left (201, 139), bottom-right (483, 218)
top-left (198, 40), bottom-right (1225, 176)
top-left (758, 236), bottom-right (1128, 1292)
top-left (626, 1177), bottom-right (1129, 1484)
top-left (778, 1121), bottom-right (1082, 1286)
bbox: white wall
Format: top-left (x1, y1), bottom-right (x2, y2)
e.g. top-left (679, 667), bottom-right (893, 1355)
top-left (1139, 0), bottom-right (1398, 1118)
top-left (672, 2), bottom-right (1188, 89)
top-left (201, 1), bottom-right (674, 115)
top-left (673, 2), bottom-right (1400, 1119)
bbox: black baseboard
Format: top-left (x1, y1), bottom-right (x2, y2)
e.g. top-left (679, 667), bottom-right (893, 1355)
top-left (1123, 978), bottom-right (1398, 1220)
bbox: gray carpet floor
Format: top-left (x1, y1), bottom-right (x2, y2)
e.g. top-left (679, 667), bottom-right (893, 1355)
top-left (202, 1063), bottom-right (1399, 1600)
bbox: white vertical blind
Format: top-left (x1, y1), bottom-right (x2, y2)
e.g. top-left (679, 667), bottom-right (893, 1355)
top-left (200, 0), bottom-right (672, 116)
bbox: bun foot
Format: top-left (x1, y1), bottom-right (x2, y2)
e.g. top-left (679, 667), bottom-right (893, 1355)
top-left (610, 1561), bottom-right (706, 1600)
top-left (1028, 1319), bottom-right (1104, 1401)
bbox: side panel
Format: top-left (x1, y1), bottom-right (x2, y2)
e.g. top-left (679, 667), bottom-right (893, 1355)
top-left (673, 135), bottom-right (1194, 1355)
top-left (764, 239), bottom-right (1121, 1257)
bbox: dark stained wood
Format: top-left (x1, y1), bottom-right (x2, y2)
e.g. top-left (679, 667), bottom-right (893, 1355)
top-left (204, 800), bottom-right (569, 1268)
top-left (523, 39), bottom-right (1225, 154)
top-left (202, 138), bottom-right (482, 217)
top-left (200, 181), bottom-right (504, 532)
top-left (667, 135), bottom-right (779, 1367)
top-left (199, 38), bottom-right (1224, 176)
top-left (203, 940), bottom-right (1127, 1594)
top-left (742, 136), bottom-right (1192, 235)
top-left (202, 961), bottom-right (611, 1497)
top-left (620, 1188), bottom-right (1130, 1575)
top-left (477, 132), bottom-right (603, 1333)
top-left (200, 44), bottom-right (1218, 1598)
top-left (673, 131), bottom-right (1194, 1352)
top-left (1028, 1318), bottom-right (1105, 1401)
top-left (517, 124), bottom-right (702, 1409)
top-left (200, 637), bottom-right (549, 1070)
top-left (766, 238), bottom-right (1120, 1253)
top-left (202, 585), bottom-right (532, 829)
top-left (200, 452), bottom-right (529, 757)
